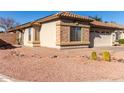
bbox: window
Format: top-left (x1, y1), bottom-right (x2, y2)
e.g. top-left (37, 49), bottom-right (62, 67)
top-left (115, 31), bottom-right (120, 40)
top-left (28, 28), bottom-right (31, 41)
top-left (70, 27), bottom-right (81, 41)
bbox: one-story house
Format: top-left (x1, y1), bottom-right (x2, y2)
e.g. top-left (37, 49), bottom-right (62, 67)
top-left (106, 22), bottom-right (124, 40)
top-left (90, 21), bottom-right (124, 47)
top-left (8, 12), bottom-right (124, 49)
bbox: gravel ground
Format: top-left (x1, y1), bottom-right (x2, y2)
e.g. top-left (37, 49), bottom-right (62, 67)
top-left (0, 46), bottom-right (124, 82)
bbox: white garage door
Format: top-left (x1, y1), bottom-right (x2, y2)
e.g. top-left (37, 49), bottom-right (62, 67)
top-left (90, 31), bottom-right (113, 47)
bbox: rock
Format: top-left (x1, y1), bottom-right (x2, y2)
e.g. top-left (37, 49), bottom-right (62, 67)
top-left (117, 59), bottom-right (124, 62)
top-left (85, 56), bottom-right (89, 59)
top-left (16, 53), bottom-right (20, 56)
top-left (66, 56), bottom-right (69, 58)
top-left (20, 54), bottom-right (25, 57)
top-left (31, 54), bottom-right (35, 57)
top-left (112, 57), bottom-right (116, 60)
top-left (50, 55), bottom-right (58, 58)
top-left (10, 51), bottom-right (16, 55)
top-left (82, 56), bottom-right (85, 58)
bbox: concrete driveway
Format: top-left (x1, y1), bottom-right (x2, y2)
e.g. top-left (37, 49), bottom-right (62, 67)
top-left (0, 74), bottom-right (18, 82)
top-left (93, 46), bottom-right (124, 52)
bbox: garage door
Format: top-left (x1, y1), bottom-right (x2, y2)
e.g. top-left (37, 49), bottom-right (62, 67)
top-left (90, 31), bottom-right (112, 47)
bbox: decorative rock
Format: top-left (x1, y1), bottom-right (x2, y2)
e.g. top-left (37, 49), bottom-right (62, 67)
top-left (16, 53), bottom-right (20, 56)
top-left (82, 56), bottom-right (85, 58)
top-left (50, 55), bottom-right (58, 58)
top-left (20, 54), bottom-right (25, 57)
top-left (31, 54), bottom-right (35, 57)
top-left (66, 56), bottom-right (69, 58)
top-left (117, 59), bottom-right (124, 62)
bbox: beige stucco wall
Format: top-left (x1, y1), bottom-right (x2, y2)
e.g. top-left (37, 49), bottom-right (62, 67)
top-left (114, 30), bottom-right (124, 40)
top-left (40, 20), bottom-right (60, 48)
top-left (23, 27), bottom-right (34, 47)
top-left (118, 30), bottom-right (124, 39)
top-left (90, 27), bottom-right (116, 47)
top-left (120, 32), bottom-right (124, 39)
top-left (90, 31), bottom-right (113, 47)
top-left (21, 19), bottom-right (90, 49)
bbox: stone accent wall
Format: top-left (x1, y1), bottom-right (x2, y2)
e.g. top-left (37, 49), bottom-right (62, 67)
top-left (82, 28), bottom-right (90, 43)
top-left (0, 32), bottom-right (18, 46)
top-left (56, 21), bottom-right (90, 46)
top-left (60, 25), bottom-right (70, 43)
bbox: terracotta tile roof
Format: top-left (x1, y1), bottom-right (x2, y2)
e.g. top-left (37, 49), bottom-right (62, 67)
top-left (36, 12), bottom-right (93, 23)
top-left (8, 21), bottom-right (37, 32)
top-left (90, 21), bottom-right (121, 29)
top-left (106, 22), bottom-right (124, 29)
top-left (8, 12), bottom-right (93, 32)
top-left (55, 12), bottom-right (93, 21)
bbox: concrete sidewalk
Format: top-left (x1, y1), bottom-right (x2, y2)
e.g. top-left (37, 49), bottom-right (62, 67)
top-left (0, 74), bottom-right (19, 82)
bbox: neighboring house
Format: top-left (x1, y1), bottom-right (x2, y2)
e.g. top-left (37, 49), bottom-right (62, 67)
top-left (89, 21), bottom-right (123, 47)
top-left (106, 22), bottom-right (124, 40)
top-left (0, 27), bottom-right (5, 32)
top-left (8, 12), bottom-right (124, 49)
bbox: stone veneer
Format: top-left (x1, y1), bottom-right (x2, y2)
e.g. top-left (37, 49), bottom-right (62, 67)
top-left (82, 28), bottom-right (90, 43)
top-left (56, 20), bottom-right (90, 46)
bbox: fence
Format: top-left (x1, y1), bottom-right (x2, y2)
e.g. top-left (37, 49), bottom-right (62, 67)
top-left (0, 32), bottom-right (18, 46)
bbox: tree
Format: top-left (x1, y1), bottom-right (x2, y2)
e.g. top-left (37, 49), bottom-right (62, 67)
top-left (105, 21), bottom-right (109, 23)
top-left (0, 17), bottom-right (19, 32)
top-left (110, 21), bottom-right (116, 23)
top-left (89, 15), bottom-right (103, 22)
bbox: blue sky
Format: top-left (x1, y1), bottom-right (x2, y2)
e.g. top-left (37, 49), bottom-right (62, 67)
top-left (0, 11), bottom-right (124, 25)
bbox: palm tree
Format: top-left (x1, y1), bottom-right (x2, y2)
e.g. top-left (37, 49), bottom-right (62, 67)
top-left (89, 15), bottom-right (103, 22)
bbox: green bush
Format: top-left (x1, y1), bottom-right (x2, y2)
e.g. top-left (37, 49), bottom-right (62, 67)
top-left (91, 51), bottom-right (97, 60)
top-left (102, 51), bottom-right (111, 62)
top-left (118, 39), bottom-right (124, 44)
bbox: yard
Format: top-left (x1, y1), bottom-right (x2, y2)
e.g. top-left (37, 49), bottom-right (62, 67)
top-left (0, 46), bottom-right (124, 81)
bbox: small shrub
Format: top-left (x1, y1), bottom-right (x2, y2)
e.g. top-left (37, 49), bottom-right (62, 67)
top-left (118, 39), bottom-right (124, 44)
top-left (102, 51), bottom-right (111, 62)
top-left (91, 51), bottom-right (97, 60)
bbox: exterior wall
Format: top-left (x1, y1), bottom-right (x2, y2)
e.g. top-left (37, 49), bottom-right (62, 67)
top-left (23, 27), bottom-right (34, 47)
top-left (18, 31), bottom-right (24, 45)
top-left (83, 28), bottom-right (90, 43)
top-left (56, 19), bottom-right (90, 48)
top-left (0, 32), bottom-right (18, 46)
top-left (40, 20), bottom-right (60, 48)
top-left (60, 25), bottom-right (70, 43)
top-left (17, 19), bottom-right (90, 49)
top-left (90, 28), bottom-right (115, 47)
top-left (116, 30), bottom-right (124, 39)
top-left (120, 32), bottom-right (124, 39)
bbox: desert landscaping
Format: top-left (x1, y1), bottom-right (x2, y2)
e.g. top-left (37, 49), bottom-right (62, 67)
top-left (0, 46), bottom-right (124, 81)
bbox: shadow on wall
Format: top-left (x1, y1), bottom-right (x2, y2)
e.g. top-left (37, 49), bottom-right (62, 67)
top-left (89, 32), bottom-right (101, 48)
top-left (0, 39), bottom-right (16, 50)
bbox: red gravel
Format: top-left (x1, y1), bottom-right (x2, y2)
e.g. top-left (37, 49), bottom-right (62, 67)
top-left (0, 46), bottom-right (124, 81)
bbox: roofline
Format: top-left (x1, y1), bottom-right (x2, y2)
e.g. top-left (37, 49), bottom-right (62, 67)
top-left (90, 21), bottom-right (124, 30)
top-left (8, 12), bottom-right (94, 32)
top-left (90, 25), bottom-right (120, 30)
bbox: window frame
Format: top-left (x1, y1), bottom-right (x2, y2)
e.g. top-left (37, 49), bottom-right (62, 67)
top-left (28, 28), bottom-right (31, 41)
top-left (70, 26), bottom-right (82, 42)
